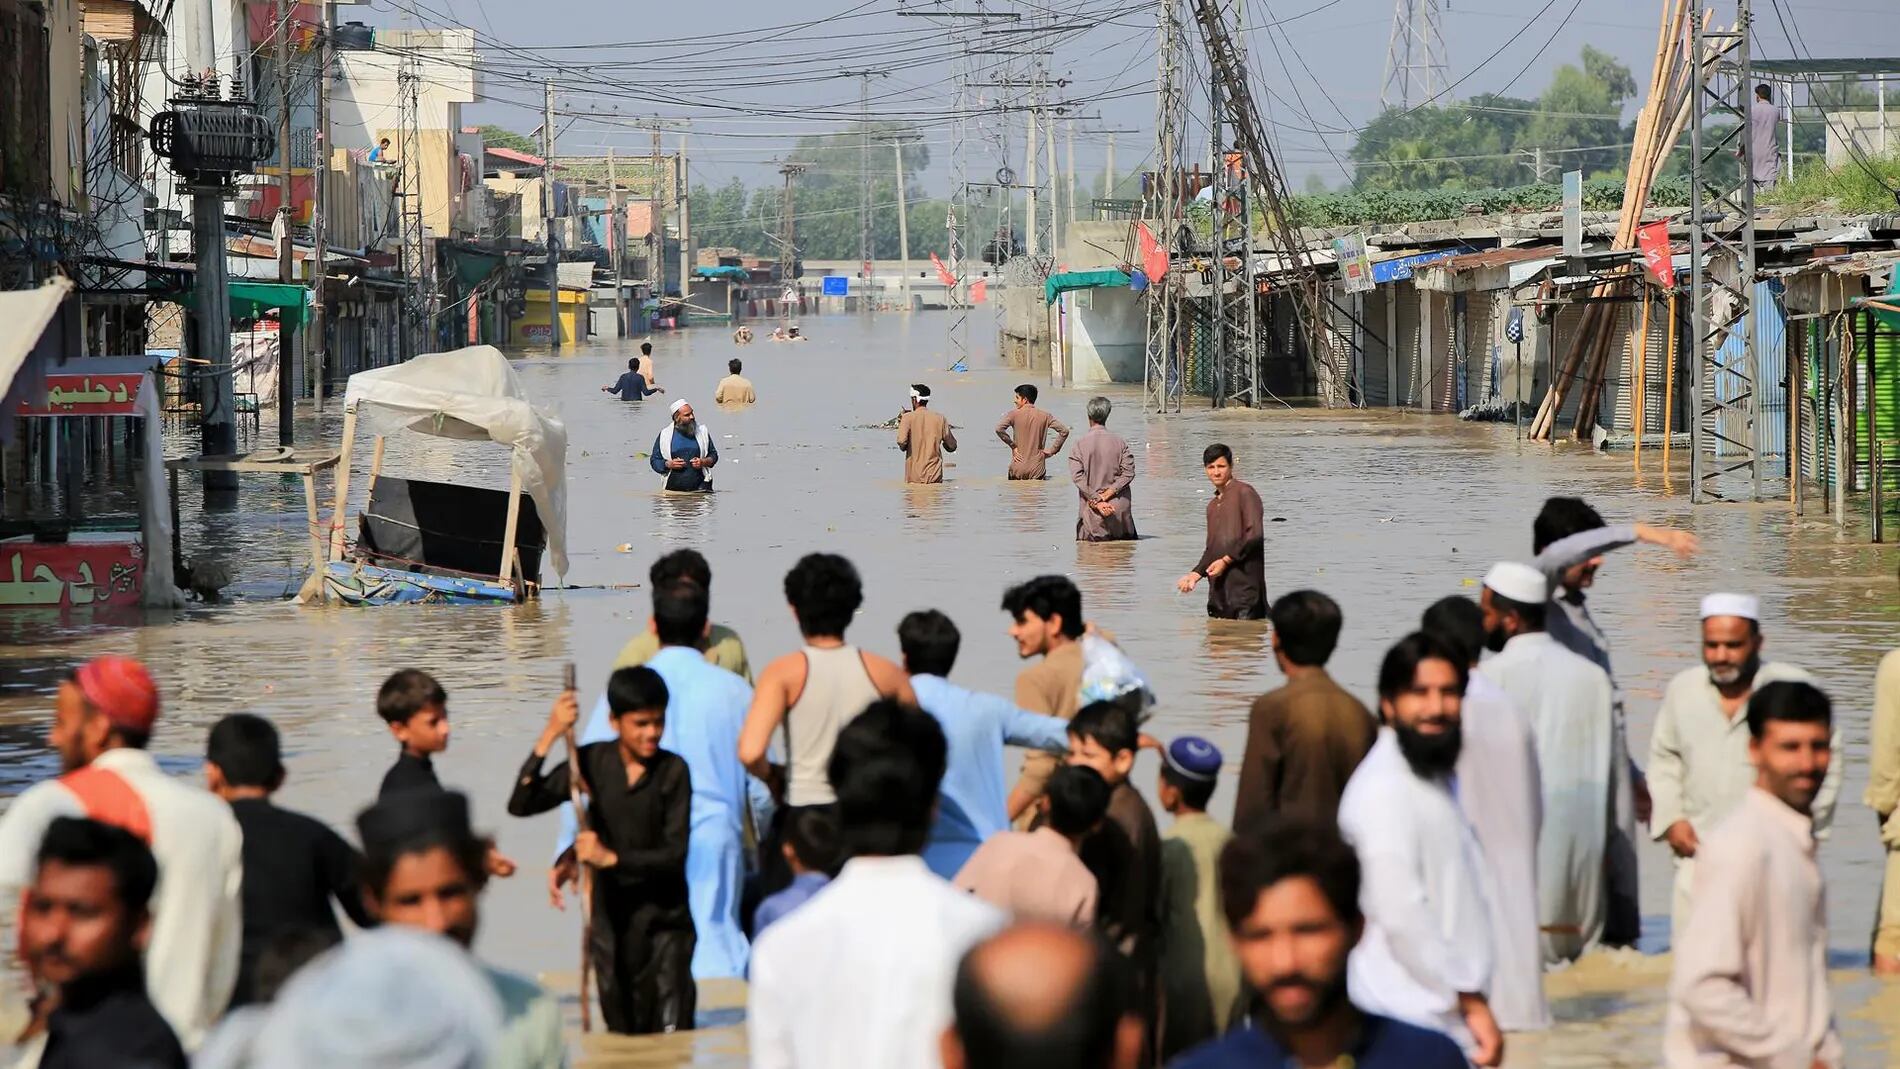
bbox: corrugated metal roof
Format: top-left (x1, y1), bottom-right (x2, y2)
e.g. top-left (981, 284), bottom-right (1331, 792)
top-left (1430, 245), bottom-right (1558, 272)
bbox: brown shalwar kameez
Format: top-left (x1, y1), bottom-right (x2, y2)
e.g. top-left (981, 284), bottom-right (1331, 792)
top-left (897, 407), bottom-right (957, 484)
top-left (1194, 478), bottom-right (1268, 619)
top-left (994, 405), bottom-right (1070, 479)
top-left (1069, 425), bottom-right (1137, 541)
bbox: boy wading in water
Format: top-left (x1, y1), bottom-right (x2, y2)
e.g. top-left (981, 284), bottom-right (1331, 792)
top-left (509, 667), bottom-right (697, 1034)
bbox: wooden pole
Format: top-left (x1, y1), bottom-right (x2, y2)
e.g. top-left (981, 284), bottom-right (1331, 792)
top-left (302, 470), bottom-right (324, 579)
top-left (367, 434), bottom-right (386, 498)
top-left (326, 407), bottom-right (357, 563)
top-left (1664, 292), bottom-right (1677, 475)
top-left (499, 468), bottom-right (523, 593)
top-left (560, 663), bottom-right (594, 1034)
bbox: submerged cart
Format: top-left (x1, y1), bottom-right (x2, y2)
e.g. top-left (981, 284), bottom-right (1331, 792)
top-left (308, 345), bottom-right (568, 605)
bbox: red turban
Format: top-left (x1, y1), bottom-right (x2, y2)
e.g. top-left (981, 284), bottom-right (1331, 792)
top-left (74, 656), bottom-right (160, 735)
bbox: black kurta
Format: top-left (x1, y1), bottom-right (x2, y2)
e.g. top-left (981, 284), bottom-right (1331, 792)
top-left (508, 744), bottom-right (696, 1034)
top-left (228, 798), bottom-right (376, 1005)
top-left (378, 750), bottom-right (441, 799)
top-left (1194, 478), bottom-right (1269, 619)
top-left (41, 966), bottom-right (187, 1069)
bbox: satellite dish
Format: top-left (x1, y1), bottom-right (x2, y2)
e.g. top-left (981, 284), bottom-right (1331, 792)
top-left (996, 166), bottom-right (1016, 187)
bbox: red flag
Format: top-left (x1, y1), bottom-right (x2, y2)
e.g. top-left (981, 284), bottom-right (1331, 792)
top-left (1638, 221), bottom-right (1676, 289)
top-left (969, 278), bottom-right (988, 304)
top-left (1137, 222), bottom-right (1169, 280)
top-left (929, 252), bottom-right (957, 288)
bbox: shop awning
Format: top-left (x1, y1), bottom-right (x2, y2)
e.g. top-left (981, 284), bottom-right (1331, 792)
top-left (177, 281), bottom-right (313, 329)
top-left (1044, 269), bottom-right (1131, 304)
top-left (693, 265), bottom-right (750, 281)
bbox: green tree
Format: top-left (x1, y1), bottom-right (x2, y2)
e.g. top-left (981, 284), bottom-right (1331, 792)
top-left (1519, 46), bottom-right (1637, 179)
top-left (478, 124), bottom-right (538, 156)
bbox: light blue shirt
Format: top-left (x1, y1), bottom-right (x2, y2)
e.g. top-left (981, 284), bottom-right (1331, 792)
top-left (910, 673), bottom-right (1071, 880)
top-left (569, 644), bottom-right (765, 978)
top-left (753, 871), bottom-right (830, 939)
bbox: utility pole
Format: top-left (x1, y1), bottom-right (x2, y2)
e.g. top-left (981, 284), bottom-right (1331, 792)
top-left (542, 81), bottom-right (560, 348)
top-left (275, 0), bottom-right (295, 445)
top-left (677, 133), bottom-right (690, 307)
top-left (892, 139), bottom-right (911, 311)
top-left (1045, 104), bottom-right (1060, 261)
top-left (648, 125), bottom-right (666, 322)
top-left (1024, 108), bottom-right (1039, 256)
top-left (1064, 118), bottom-right (1076, 230)
top-left (607, 147), bottom-right (624, 336)
top-left (1103, 132), bottom-right (1115, 219)
top-left (841, 68), bottom-right (888, 311)
top-left (311, 0), bottom-right (330, 407)
top-left (777, 163), bottom-right (810, 304)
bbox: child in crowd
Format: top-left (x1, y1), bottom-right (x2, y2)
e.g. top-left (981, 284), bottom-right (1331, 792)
top-left (374, 668), bottom-right (515, 877)
top-left (375, 669), bottom-right (452, 799)
top-left (1064, 700), bottom-right (1162, 1061)
top-left (204, 714), bottom-right (374, 1006)
top-left (508, 666), bottom-right (697, 1034)
top-left (955, 763), bottom-right (1108, 926)
top-left (1157, 736), bottom-right (1243, 1059)
top-left (752, 806), bottom-right (841, 937)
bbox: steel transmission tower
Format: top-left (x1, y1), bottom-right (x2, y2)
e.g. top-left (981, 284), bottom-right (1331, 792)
top-left (1190, 0), bottom-right (1349, 406)
top-left (1380, 0), bottom-right (1448, 110)
top-left (843, 68), bottom-right (888, 311)
top-left (1688, 2), bottom-right (1760, 502)
top-left (1142, 0), bottom-right (1188, 413)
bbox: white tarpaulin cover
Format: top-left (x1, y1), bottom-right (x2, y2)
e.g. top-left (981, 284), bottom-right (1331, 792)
top-left (0, 278), bottom-right (72, 443)
top-left (344, 346), bottom-right (569, 579)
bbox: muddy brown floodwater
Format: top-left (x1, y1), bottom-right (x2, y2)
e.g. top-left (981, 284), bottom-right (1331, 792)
top-left (2, 311), bottom-right (1896, 1066)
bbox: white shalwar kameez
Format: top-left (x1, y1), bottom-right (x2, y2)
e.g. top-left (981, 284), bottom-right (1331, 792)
top-left (1647, 661), bottom-right (1842, 939)
top-left (1338, 729), bottom-right (1493, 1055)
top-left (1456, 672), bottom-right (1549, 1032)
top-left (1478, 630), bottom-right (1615, 964)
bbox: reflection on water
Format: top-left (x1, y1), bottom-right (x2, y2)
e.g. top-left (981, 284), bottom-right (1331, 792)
top-left (1, 312), bottom-right (1896, 1065)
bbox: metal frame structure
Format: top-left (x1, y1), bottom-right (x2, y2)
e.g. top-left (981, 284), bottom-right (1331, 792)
top-left (1207, 70), bottom-right (1257, 408)
top-left (1141, 0), bottom-right (1187, 413)
top-left (1381, 0), bottom-right (1448, 111)
top-left (1688, 1), bottom-right (1760, 503)
top-left (396, 51), bottom-right (428, 363)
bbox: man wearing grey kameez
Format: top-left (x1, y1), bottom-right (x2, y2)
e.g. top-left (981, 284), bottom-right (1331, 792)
top-left (1532, 498), bottom-right (1698, 948)
top-left (1068, 397), bottom-right (1136, 541)
top-left (1648, 593), bottom-right (1840, 940)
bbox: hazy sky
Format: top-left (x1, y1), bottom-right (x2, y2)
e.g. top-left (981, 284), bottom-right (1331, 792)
top-left (357, 0), bottom-right (1900, 194)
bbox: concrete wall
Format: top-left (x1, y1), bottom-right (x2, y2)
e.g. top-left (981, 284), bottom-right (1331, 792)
top-left (1069, 286), bottom-right (1144, 385)
top-left (47, 0), bottom-right (83, 207)
top-left (334, 29), bottom-right (477, 238)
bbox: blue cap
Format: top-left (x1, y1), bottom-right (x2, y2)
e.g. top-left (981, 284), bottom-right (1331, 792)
top-left (1164, 736), bottom-right (1222, 782)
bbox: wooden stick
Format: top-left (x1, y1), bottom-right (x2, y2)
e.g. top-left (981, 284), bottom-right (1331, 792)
top-left (1636, 286), bottom-right (1651, 464)
top-left (563, 662), bottom-right (594, 1034)
top-left (1664, 291), bottom-right (1677, 474)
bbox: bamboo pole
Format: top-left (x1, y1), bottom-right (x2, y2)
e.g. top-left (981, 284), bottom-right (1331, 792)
top-left (560, 663), bottom-right (594, 1034)
top-left (1664, 291), bottom-right (1677, 474)
top-left (1636, 287), bottom-right (1651, 465)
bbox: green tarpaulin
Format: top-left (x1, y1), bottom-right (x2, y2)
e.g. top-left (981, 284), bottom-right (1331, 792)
top-left (1044, 269), bottom-right (1130, 305)
top-left (177, 282), bottom-right (313, 330)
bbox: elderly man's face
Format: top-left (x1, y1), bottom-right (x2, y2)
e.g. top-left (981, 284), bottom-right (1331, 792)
top-left (674, 405), bottom-right (696, 429)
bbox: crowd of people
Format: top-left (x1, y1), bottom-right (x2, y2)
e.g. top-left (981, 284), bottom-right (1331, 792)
top-left (0, 480), bottom-right (1894, 1068)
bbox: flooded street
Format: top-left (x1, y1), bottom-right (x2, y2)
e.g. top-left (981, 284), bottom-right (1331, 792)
top-left (3, 310), bottom-right (1897, 1065)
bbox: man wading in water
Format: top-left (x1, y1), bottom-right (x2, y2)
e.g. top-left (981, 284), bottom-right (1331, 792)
top-left (652, 400), bottom-right (718, 492)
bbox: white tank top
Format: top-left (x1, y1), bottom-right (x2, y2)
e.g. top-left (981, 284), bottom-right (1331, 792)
top-left (783, 644), bottom-right (882, 806)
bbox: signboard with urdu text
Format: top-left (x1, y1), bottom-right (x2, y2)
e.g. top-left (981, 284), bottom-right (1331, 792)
top-left (18, 374), bottom-right (143, 417)
top-left (0, 543), bottom-right (144, 609)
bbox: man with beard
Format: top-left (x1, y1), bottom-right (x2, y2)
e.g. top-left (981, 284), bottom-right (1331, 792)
top-left (650, 399), bottom-right (718, 492)
top-left (21, 818), bottom-right (186, 1068)
top-left (1420, 595), bottom-right (1547, 1035)
top-left (1664, 681), bottom-right (1842, 1068)
top-left (1336, 633), bottom-right (1502, 1067)
top-left (1648, 594), bottom-right (1839, 939)
top-left (1475, 561), bottom-right (1614, 965)
top-left (0, 656), bottom-right (241, 1050)
top-left (1532, 497), bottom-right (1698, 946)
top-left (1171, 817), bottom-right (1467, 1068)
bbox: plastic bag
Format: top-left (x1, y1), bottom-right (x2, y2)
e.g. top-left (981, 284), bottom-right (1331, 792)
top-left (1077, 632), bottom-right (1155, 716)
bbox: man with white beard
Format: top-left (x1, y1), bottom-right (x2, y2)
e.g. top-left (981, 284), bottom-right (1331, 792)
top-left (1647, 594), bottom-right (1840, 939)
